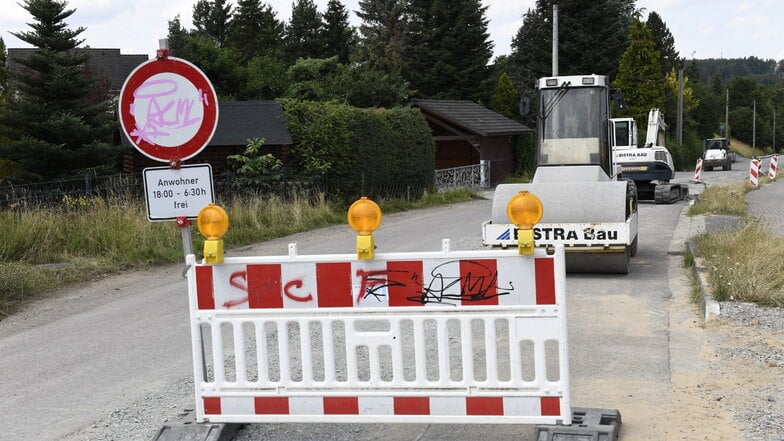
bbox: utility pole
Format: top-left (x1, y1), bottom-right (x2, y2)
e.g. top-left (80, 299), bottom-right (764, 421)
top-left (725, 88), bottom-right (729, 138)
top-left (752, 99), bottom-right (756, 156)
top-left (677, 69), bottom-right (684, 145)
top-left (774, 108), bottom-right (777, 152)
top-left (552, 4), bottom-right (559, 76)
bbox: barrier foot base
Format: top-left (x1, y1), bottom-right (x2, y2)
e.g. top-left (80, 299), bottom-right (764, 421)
top-left (151, 409), bottom-right (239, 441)
top-left (534, 407), bottom-right (621, 441)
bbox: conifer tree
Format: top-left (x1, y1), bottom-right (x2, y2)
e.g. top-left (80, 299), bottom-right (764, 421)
top-left (646, 11), bottom-right (679, 76)
top-left (193, 0), bottom-right (234, 47)
top-left (509, 0), bottom-right (634, 96)
top-left (356, 0), bottom-right (407, 75)
top-left (0, 0), bottom-right (118, 180)
top-left (492, 72), bottom-right (519, 119)
top-left (228, 0), bottom-right (284, 61)
top-left (612, 15), bottom-right (665, 131)
top-left (284, 0), bottom-right (323, 63)
top-left (403, 0), bottom-right (493, 101)
top-left (322, 0), bottom-right (355, 64)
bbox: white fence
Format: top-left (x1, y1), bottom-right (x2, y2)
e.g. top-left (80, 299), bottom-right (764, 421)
top-left (435, 161), bottom-right (489, 190)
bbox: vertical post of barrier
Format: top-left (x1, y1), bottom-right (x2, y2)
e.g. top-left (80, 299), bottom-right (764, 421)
top-left (176, 216), bottom-right (193, 258)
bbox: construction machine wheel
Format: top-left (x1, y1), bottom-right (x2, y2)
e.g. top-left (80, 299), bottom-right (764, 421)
top-left (565, 249), bottom-right (630, 274)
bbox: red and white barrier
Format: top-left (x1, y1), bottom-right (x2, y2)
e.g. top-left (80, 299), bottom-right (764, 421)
top-left (186, 242), bottom-right (570, 426)
top-left (693, 158), bottom-right (703, 183)
top-left (769, 155), bottom-right (778, 180)
top-left (749, 159), bottom-right (760, 187)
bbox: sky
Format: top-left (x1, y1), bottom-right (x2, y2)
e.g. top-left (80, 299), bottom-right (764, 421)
top-left (1, 0), bottom-right (783, 62)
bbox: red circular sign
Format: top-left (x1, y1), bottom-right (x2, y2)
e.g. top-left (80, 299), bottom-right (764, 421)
top-left (118, 57), bottom-right (219, 163)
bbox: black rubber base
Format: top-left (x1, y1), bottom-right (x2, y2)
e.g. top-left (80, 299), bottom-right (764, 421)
top-left (535, 407), bottom-right (622, 441)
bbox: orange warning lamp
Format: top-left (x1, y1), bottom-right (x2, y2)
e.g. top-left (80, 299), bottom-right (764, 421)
top-left (506, 190), bottom-right (543, 255)
top-left (347, 197), bottom-right (382, 260)
top-left (197, 203), bottom-right (229, 264)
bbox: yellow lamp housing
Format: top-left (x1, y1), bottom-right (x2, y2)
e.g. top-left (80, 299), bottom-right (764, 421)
top-left (197, 203), bottom-right (229, 264)
top-left (347, 197), bottom-right (382, 260)
top-left (506, 191), bottom-right (543, 255)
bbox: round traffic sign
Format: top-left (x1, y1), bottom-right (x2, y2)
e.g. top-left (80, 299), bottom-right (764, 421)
top-left (118, 57), bottom-right (219, 163)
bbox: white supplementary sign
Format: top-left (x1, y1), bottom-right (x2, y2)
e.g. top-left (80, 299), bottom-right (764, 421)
top-left (143, 164), bottom-right (215, 221)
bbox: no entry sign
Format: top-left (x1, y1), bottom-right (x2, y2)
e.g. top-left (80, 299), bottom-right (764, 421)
top-left (118, 57), bottom-right (219, 163)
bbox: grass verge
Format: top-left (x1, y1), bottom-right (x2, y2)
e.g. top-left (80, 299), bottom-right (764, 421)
top-left (0, 189), bottom-right (480, 318)
top-left (689, 179), bottom-right (784, 307)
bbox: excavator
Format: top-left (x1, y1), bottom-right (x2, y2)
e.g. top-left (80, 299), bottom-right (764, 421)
top-left (483, 74), bottom-right (638, 274)
top-left (611, 108), bottom-right (689, 204)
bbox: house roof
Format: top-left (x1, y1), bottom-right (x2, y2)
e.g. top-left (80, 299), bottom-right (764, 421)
top-left (412, 99), bottom-right (531, 137)
top-left (119, 100), bottom-right (292, 147)
top-left (7, 47), bottom-right (148, 91)
top-left (211, 101), bottom-right (292, 146)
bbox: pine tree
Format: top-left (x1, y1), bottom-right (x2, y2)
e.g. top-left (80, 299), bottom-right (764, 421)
top-left (356, 0), bottom-right (407, 75)
top-left (0, 0), bottom-right (118, 180)
top-left (611, 15), bottom-right (665, 131)
top-left (646, 11), bottom-right (679, 76)
top-left (228, 0), bottom-right (284, 61)
top-left (322, 0), bottom-right (355, 64)
top-left (509, 0), bottom-right (634, 96)
top-left (403, 0), bottom-right (493, 101)
top-left (0, 38), bottom-right (8, 109)
top-left (284, 0), bottom-right (323, 63)
top-left (193, 0), bottom-right (234, 47)
top-left (492, 72), bottom-right (518, 119)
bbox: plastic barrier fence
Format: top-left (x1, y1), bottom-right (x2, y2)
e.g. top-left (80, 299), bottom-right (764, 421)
top-left (185, 242), bottom-right (569, 426)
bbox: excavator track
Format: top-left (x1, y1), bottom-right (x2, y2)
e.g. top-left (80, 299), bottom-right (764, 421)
top-left (654, 183), bottom-right (689, 204)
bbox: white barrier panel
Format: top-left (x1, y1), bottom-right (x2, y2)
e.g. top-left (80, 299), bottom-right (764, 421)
top-left (185, 243), bottom-right (570, 426)
top-left (769, 155), bottom-right (778, 180)
top-left (750, 159), bottom-right (760, 187)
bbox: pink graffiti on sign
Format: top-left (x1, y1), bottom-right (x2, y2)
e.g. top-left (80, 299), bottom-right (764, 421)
top-left (129, 76), bottom-right (206, 146)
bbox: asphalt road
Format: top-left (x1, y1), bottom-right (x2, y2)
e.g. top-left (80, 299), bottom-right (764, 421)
top-left (0, 167), bottom-right (750, 440)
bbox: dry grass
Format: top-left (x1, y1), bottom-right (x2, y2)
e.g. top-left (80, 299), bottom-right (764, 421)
top-left (694, 220), bottom-right (784, 307)
top-left (688, 180), bottom-right (751, 217)
top-left (0, 189), bottom-right (479, 318)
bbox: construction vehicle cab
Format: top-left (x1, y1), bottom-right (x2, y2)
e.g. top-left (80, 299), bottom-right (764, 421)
top-left (612, 109), bottom-right (689, 203)
top-left (483, 75), bottom-right (639, 274)
top-left (702, 138), bottom-right (734, 171)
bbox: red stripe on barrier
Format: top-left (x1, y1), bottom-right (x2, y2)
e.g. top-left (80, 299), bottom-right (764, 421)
top-left (393, 397), bottom-right (430, 415)
top-left (247, 264), bottom-right (283, 308)
top-left (540, 397), bottom-right (561, 416)
top-left (323, 397), bottom-right (359, 414)
top-left (460, 259), bottom-right (499, 306)
top-left (316, 262), bottom-right (353, 307)
top-left (535, 257), bottom-right (556, 305)
top-left (196, 266), bottom-right (215, 310)
top-left (466, 397), bottom-right (504, 415)
top-left (254, 397), bottom-right (289, 414)
top-left (388, 260), bottom-right (424, 306)
top-left (203, 397), bottom-right (221, 414)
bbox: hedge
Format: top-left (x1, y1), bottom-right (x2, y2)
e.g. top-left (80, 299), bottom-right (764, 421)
top-left (282, 100), bottom-right (435, 201)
